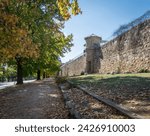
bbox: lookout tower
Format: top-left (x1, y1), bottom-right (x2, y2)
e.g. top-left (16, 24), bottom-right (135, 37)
top-left (84, 34), bottom-right (102, 73)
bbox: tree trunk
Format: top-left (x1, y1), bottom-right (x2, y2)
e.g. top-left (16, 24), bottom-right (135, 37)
top-left (37, 69), bottom-right (41, 80)
top-left (16, 58), bottom-right (23, 85)
top-left (43, 72), bottom-right (46, 79)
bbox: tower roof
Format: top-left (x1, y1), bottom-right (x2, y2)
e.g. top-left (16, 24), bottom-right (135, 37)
top-left (84, 34), bottom-right (102, 40)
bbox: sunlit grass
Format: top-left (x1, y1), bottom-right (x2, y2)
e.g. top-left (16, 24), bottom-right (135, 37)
top-left (68, 73), bottom-right (150, 89)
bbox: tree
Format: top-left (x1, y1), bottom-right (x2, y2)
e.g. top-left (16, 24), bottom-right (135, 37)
top-left (113, 10), bottom-right (150, 37)
top-left (0, 0), bottom-right (81, 84)
top-left (0, 0), bottom-right (39, 84)
top-left (57, 0), bottom-right (81, 20)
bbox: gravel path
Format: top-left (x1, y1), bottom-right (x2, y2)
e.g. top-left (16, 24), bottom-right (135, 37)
top-left (0, 78), bottom-right (69, 119)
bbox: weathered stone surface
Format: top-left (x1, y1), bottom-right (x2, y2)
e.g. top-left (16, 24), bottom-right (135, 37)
top-left (60, 19), bottom-right (150, 76)
top-left (60, 55), bottom-right (86, 76)
top-left (85, 35), bottom-right (102, 73)
top-left (99, 19), bottom-right (150, 73)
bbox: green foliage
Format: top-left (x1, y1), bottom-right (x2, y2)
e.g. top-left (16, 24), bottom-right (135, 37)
top-left (0, 0), bottom-right (80, 82)
top-left (0, 71), bottom-right (3, 77)
top-left (5, 66), bottom-right (16, 77)
top-left (57, 0), bottom-right (81, 20)
top-left (0, 64), bottom-right (16, 81)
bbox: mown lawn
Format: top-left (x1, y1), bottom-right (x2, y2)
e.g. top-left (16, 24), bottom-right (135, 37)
top-left (68, 73), bottom-right (150, 90)
top-left (68, 73), bottom-right (150, 118)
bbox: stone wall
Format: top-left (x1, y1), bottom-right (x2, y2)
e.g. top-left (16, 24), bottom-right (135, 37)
top-left (60, 19), bottom-right (150, 76)
top-left (60, 54), bottom-right (86, 76)
top-left (99, 19), bottom-right (150, 73)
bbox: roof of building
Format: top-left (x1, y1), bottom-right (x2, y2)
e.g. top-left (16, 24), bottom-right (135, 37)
top-left (84, 34), bottom-right (102, 40)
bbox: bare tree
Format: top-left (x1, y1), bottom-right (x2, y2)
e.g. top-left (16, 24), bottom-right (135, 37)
top-left (113, 10), bottom-right (150, 37)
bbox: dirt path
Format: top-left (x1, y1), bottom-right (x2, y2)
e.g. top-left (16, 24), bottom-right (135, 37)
top-left (0, 78), bottom-right (69, 119)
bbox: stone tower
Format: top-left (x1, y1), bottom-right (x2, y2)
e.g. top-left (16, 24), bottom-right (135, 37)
top-left (84, 34), bottom-right (102, 74)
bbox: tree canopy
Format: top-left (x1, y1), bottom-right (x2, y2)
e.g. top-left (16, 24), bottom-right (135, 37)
top-left (0, 0), bottom-right (81, 84)
top-left (113, 10), bottom-right (150, 37)
top-left (57, 0), bottom-right (81, 20)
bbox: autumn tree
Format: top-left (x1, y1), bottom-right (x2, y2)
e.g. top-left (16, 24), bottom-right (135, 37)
top-left (0, 0), bottom-right (39, 84)
top-left (0, 0), bottom-right (81, 84)
top-left (57, 0), bottom-right (81, 20)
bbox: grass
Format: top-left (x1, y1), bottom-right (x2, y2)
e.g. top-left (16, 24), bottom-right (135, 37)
top-left (68, 73), bottom-right (150, 90)
top-left (69, 73), bottom-right (150, 118)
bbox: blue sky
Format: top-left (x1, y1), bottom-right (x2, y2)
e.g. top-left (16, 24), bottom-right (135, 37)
top-left (61, 0), bottom-right (150, 63)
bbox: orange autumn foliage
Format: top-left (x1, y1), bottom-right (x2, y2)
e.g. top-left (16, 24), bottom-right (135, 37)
top-left (0, 2), bottom-right (39, 62)
top-left (57, 0), bottom-right (81, 20)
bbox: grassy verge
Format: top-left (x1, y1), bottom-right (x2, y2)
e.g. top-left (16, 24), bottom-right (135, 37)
top-left (68, 73), bottom-right (150, 90)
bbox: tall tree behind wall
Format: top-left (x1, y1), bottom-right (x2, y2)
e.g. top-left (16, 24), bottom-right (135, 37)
top-left (113, 10), bottom-right (150, 37)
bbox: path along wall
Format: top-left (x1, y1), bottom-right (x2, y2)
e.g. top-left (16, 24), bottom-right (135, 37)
top-left (60, 55), bottom-right (86, 76)
top-left (99, 19), bottom-right (150, 73)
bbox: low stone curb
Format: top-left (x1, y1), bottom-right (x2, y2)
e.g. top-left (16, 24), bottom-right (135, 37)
top-left (59, 84), bottom-right (81, 119)
top-left (67, 80), bottom-right (145, 119)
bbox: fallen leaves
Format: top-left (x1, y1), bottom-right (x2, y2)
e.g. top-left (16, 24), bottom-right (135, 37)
top-left (61, 84), bottom-right (128, 119)
top-left (0, 79), bottom-right (69, 119)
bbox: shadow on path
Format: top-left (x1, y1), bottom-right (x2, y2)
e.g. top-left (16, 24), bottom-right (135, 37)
top-left (0, 78), bottom-right (69, 119)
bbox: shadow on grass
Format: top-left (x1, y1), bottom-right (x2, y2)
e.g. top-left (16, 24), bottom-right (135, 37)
top-left (70, 76), bottom-right (150, 90)
top-left (71, 76), bottom-right (150, 102)
top-left (70, 75), bottom-right (150, 117)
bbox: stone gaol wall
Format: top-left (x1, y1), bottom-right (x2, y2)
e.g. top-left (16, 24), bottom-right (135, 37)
top-left (60, 19), bottom-right (150, 76)
top-left (99, 19), bottom-right (150, 73)
top-left (60, 54), bottom-right (86, 76)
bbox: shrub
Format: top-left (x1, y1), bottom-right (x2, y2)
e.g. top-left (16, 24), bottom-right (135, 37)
top-left (55, 76), bottom-right (67, 84)
top-left (138, 69), bottom-right (149, 73)
top-left (81, 71), bottom-right (84, 75)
